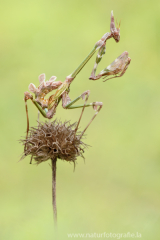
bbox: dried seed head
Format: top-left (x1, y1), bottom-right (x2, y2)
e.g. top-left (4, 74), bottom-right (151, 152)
top-left (20, 120), bottom-right (88, 165)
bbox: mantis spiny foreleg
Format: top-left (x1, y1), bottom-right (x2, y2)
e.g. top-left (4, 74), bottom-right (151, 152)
top-left (89, 51), bottom-right (131, 81)
top-left (89, 44), bottom-right (106, 80)
top-left (66, 11), bottom-right (120, 83)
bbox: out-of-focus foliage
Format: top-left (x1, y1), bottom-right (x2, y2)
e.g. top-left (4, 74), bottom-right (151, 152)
top-left (0, 0), bottom-right (160, 239)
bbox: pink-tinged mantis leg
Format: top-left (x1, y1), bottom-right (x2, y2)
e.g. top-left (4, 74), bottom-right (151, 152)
top-left (37, 111), bottom-right (40, 125)
top-left (24, 92), bottom-right (48, 140)
top-left (24, 98), bottom-right (30, 142)
top-left (103, 54), bottom-right (131, 82)
top-left (90, 51), bottom-right (131, 81)
top-left (62, 91), bottom-right (103, 137)
top-left (89, 45), bottom-right (106, 80)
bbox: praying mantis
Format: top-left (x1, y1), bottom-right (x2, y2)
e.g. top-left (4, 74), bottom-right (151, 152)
top-left (24, 11), bottom-right (131, 139)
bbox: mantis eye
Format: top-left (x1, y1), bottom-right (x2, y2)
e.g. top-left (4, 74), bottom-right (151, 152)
top-left (38, 73), bottom-right (46, 84)
top-left (49, 76), bottom-right (57, 82)
top-left (28, 83), bottom-right (37, 93)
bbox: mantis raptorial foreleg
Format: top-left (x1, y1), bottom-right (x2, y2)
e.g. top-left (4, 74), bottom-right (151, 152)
top-left (89, 51), bottom-right (131, 81)
top-left (67, 33), bottom-right (111, 82)
top-left (89, 45), bottom-right (107, 80)
top-left (62, 91), bottom-right (103, 137)
top-left (66, 11), bottom-right (120, 82)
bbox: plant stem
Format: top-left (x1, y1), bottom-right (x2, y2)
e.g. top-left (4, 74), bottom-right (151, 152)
top-left (51, 157), bottom-right (57, 226)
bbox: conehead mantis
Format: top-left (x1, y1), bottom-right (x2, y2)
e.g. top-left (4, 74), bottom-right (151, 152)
top-left (24, 11), bottom-right (131, 140)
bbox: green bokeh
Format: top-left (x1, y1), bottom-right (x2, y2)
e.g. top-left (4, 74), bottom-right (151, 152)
top-left (0, 0), bottom-right (160, 239)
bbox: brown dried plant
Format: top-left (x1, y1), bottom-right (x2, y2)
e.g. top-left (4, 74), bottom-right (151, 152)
top-left (20, 120), bottom-right (88, 225)
top-left (20, 120), bottom-right (88, 165)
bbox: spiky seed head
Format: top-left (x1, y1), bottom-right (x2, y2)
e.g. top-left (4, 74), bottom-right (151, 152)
top-left (20, 120), bottom-right (88, 165)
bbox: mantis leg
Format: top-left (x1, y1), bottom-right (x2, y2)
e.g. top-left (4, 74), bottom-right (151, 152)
top-left (37, 110), bottom-right (40, 125)
top-left (24, 92), bottom-right (48, 141)
top-left (90, 50), bottom-right (131, 81)
top-left (24, 97), bottom-right (29, 141)
top-left (62, 91), bottom-right (103, 137)
top-left (89, 45), bottom-right (107, 80)
top-left (67, 33), bottom-right (111, 82)
top-left (103, 57), bottom-right (131, 82)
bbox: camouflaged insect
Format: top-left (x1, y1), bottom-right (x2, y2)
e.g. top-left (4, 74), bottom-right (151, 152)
top-left (24, 11), bottom-right (131, 140)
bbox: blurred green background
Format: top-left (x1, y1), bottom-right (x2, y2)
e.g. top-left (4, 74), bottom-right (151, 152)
top-left (0, 0), bottom-right (160, 239)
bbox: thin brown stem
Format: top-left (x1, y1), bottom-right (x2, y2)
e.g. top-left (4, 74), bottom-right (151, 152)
top-left (51, 158), bottom-right (57, 226)
top-left (25, 99), bottom-right (29, 140)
